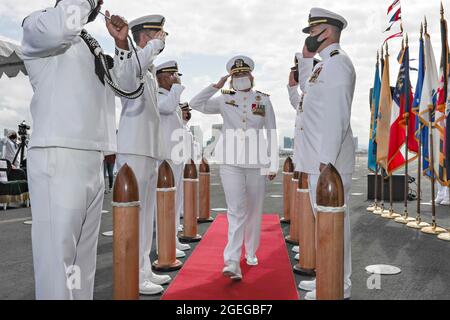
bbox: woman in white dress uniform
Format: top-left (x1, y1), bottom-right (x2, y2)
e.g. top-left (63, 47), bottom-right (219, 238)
top-left (189, 56), bottom-right (278, 280)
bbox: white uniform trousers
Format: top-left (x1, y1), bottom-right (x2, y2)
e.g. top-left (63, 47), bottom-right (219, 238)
top-left (220, 165), bottom-right (266, 264)
top-left (308, 173), bottom-right (352, 288)
top-left (167, 160), bottom-right (184, 230)
top-left (117, 154), bottom-right (158, 284)
top-left (28, 147), bottom-right (104, 300)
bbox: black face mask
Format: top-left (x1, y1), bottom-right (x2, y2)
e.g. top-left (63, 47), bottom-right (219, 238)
top-left (305, 29), bottom-right (326, 53)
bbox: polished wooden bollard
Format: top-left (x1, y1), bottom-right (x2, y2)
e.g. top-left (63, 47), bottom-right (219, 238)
top-left (198, 158), bottom-right (214, 224)
top-left (316, 164), bottom-right (345, 300)
top-left (281, 157), bottom-right (294, 224)
top-left (113, 164), bottom-right (139, 300)
top-left (179, 159), bottom-right (202, 242)
top-left (153, 161), bottom-right (183, 272)
top-left (285, 171), bottom-right (300, 245)
top-left (293, 173), bottom-right (316, 277)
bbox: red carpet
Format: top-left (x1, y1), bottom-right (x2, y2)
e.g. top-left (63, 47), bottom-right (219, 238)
top-left (162, 214), bottom-right (299, 300)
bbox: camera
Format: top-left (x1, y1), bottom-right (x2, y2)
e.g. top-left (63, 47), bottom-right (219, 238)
top-left (18, 121), bottom-right (30, 137)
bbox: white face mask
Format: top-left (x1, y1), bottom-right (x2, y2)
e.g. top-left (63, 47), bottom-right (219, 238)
top-left (232, 76), bottom-right (252, 91)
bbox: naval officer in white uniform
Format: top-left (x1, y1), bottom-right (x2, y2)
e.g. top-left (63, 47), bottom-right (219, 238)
top-left (156, 61), bottom-right (191, 251)
top-left (116, 15), bottom-right (172, 296)
top-left (21, 0), bottom-right (135, 299)
top-left (190, 56), bottom-right (278, 280)
top-left (288, 8), bottom-right (356, 300)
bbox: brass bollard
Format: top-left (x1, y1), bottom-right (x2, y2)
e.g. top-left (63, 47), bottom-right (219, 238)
top-left (316, 164), bottom-right (345, 300)
top-left (113, 164), bottom-right (140, 300)
top-left (153, 161), bottom-right (183, 272)
top-left (285, 171), bottom-right (300, 245)
top-left (281, 157), bottom-right (294, 224)
top-left (198, 158), bottom-right (214, 224)
top-left (179, 159), bottom-right (202, 242)
top-left (293, 173), bottom-right (316, 277)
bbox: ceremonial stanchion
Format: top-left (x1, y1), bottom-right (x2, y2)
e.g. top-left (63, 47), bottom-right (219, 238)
top-left (421, 85), bottom-right (446, 235)
top-left (285, 171), bottom-right (300, 245)
top-left (293, 173), bottom-right (316, 276)
top-left (179, 159), bottom-right (202, 242)
top-left (316, 164), bottom-right (345, 300)
top-left (281, 157), bottom-right (294, 224)
top-left (153, 161), bottom-right (183, 272)
top-left (396, 35), bottom-right (416, 225)
top-left (112, 164), bottom-right (139, 300)
top-left (198, 158), bottom-right (214, 224)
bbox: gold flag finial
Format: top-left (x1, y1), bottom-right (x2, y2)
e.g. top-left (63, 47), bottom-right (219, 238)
top-left (385, 42), bottom-right (389, 55)
top-left (441, 1), bottom-right (445, 18)
top-left (405, 33), bottom-right (409, 46)
top-left (381, 44), bottom-right (384, 58)
top-left (400, 22), bottom-right (404, 33)
top-left (420, 22), bottom-right (423, 39)
top-left (424, 16), bottom-right (428, 34)
top-left (377, 50), bottom-right (379, 63)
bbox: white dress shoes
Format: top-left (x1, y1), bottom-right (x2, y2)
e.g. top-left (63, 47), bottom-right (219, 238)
top-left (222, 261), bottom-right (242, 281)
top-left (176, 238), bottom-right (191, 251)
top-left (245, 254), bottom-right (259, 266)
top-left (176, 248), bottom-right (186, 258)
top-left (149, 271), bottom-right (171, 286)
top-left (139, 280), bottom-right (164, 296)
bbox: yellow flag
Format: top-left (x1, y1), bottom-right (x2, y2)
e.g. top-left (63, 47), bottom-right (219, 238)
top-left (376, 51), bottom-right (392, 171)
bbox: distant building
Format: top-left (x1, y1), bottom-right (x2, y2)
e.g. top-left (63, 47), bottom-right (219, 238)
top-left (207, 124), bottom-right (223, 146)
top-left (353, 137), bottom-right (359, 150)
top-left (190, 125), bottom-right (204, 147)
top-left (284, 137), bottom-right (294, 149)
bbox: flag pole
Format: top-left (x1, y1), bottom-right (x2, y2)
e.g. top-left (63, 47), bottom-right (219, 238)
top-left (368, 51), bottom-right (380, 213)
top-left (421, 106), bottom-right (444, 234)
top-left (408, 22), bottom-right (431, 229)
top-left (422, 4), bottom-right (448, 235)
top-left (373, 46), bottom-right (385, 215)
top-left (381, 42), bottom-right (400, 219)
top-left (438, 1), bottom-right (450, 241)
top-left (396, 34), bottom-right (416, 224)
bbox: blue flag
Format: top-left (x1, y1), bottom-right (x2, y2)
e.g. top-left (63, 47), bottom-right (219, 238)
top-left (412, 35), bottom-right (431, 177)
top-left (368, 58), bottom-right (381, 172)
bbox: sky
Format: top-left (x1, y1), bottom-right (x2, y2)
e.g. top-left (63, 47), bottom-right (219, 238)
top-left (0, 0), bottom-right (447, 149)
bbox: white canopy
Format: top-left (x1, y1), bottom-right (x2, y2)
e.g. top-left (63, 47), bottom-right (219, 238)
top-left (0, 36), bottom-right (27, 79)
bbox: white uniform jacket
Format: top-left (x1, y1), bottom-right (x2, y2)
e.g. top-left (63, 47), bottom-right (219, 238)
top-left (157, 85), bottom-right (185, 162)
top-left (117, 39), bottom-right (166, 159)
top-left (21, 0), bottom-right (131, 153)
top-left (190, 86), bottom-right (279, 173)
top-left (288, 43), bottom-right (356, 175)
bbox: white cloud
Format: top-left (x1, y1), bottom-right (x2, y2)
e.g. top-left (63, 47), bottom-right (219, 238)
top-left (0, 0), bottom-right (447, 149)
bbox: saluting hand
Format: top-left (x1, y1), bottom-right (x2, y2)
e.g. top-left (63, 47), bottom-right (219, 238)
top-left (213, 75), bottom-right (230, 89)
top-left (105, 11), bottom-right (129, 49)
top-left (289, 70), bottom-right (298, 87)
top-left (154, 30), bottom-right (167, 43)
